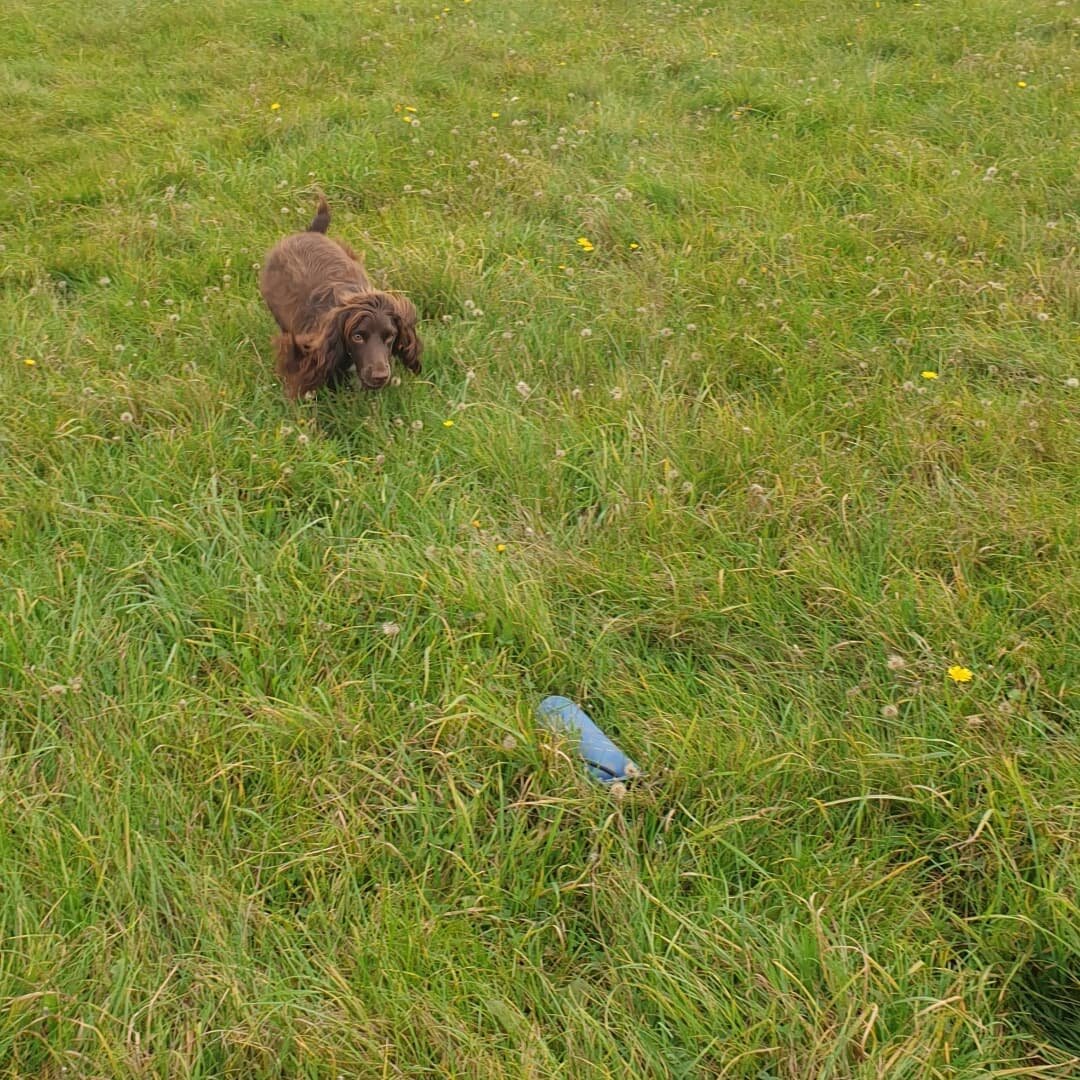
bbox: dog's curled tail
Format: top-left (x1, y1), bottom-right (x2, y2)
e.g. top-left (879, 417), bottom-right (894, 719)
top-left (307, 195), bottom-right (331, 234)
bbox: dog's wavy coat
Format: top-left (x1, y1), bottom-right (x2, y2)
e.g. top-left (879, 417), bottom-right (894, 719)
top-left (259, 197), bottom-right (422, 398)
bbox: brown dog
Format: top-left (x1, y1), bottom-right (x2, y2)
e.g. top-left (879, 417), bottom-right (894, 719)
top-left (259, 196), bottom-right (422, 398)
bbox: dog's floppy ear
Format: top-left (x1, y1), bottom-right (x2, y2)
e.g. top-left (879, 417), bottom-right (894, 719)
top-left (277, 308), bottom-right (350, 399)
top-left (390, 295), bottom-right (423, 374)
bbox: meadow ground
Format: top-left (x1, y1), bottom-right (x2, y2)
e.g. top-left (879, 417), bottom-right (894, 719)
top-left (1, 0), bottom-right (1078, 1076)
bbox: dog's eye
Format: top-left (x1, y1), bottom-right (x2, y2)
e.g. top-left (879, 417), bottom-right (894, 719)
top-left (351, 332), bottom-right (365, 343)
top-left (384, 334), bottom-right (396, 346)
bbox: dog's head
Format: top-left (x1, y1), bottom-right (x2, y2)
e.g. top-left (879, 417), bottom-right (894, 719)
top-left (340, 293), bottom-right (422, 390)
top-left (280, 291), bottom-right (423, 398)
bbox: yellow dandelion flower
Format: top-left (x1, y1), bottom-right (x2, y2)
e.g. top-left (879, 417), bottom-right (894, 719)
top-left (442, 419), bottom-right (454, 428)
top-left (270, 102), bottom-right (281, 111)
top-left (491, 111), bottom-right (500, 119)
top-left (405, 106), bottom-right (418, 113)
top-left (1016, 81), bottom-right (1027, 88)
top-left (576, 237), bottom-right (594, 251)
top-left (23, 358), bottom-right (37, 366)
top-left (496, 543), bottom-right (506, 552)
top-left (471, 519), bottom-right (481, 528)
top-left (629, 242), bottom-right (640, 250)
top-left (402, 115), bottom-right (414, 123)
top-left (948, 665), bottom-right (973, 683)
top-left (921, 370), bottom-right (939, 380)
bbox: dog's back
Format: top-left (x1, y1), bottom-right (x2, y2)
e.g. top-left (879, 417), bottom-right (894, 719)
top-left (260, 198), bottom-right (368, 334)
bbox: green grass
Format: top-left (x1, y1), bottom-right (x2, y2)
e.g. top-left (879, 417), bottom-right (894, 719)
top-left (1, 0), bottom-right (1078, 1075)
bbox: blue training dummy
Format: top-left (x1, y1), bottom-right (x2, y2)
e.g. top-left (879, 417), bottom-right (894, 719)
top-left (536, 696), bottom-right (640, 785)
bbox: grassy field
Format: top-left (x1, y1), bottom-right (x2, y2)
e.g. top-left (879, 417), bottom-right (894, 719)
top-left (1, 0), bottom-right (1078, 1075)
